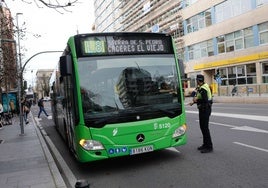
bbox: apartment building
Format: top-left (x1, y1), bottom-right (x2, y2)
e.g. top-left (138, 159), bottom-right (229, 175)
top-left (93, 0), bottom-right (122, 32)
top-left (94, 0), bottom-right (268, 95)
top-left (0, 4), bottom-right (17, 94)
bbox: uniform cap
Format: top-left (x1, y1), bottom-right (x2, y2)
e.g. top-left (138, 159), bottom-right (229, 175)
top-left (196, 74), bottom-right (204, 82)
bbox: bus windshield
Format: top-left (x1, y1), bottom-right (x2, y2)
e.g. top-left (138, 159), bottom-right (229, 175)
top-left (78, 54), bottom-right (182, 127)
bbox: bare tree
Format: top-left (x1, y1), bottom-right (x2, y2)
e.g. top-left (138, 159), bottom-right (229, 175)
top-left (32, 0), bottom-right (79, 8)
top-left (12, 0), bottom-right (80, 13)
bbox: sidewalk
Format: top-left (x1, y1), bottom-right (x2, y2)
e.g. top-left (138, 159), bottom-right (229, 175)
top-left (0, 112), bottom-right (67, 188)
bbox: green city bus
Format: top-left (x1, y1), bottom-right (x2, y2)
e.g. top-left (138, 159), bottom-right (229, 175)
top-left (50, 32), bottom-right (187, 163)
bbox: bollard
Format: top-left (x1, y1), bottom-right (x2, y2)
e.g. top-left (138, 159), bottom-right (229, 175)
top-left (75, 179), bottom-right (90, 188)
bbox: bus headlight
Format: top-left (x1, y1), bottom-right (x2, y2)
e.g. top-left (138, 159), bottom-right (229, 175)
top-left (172, 124), bottom-right (187, 138)
top-left (79, 139), bottom-right (104, 151)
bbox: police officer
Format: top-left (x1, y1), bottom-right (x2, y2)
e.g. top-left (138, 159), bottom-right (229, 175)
top-left (190, 74), bottom-right (213, 153)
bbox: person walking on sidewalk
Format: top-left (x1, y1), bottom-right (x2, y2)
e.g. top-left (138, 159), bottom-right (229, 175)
top-left (9, 99), bottom-right (16, 117)
top-left (37, 97), bottom-right (49, 119)
top-left (21, 98), bottom-right (31, 124)
top-left (190, 74), bottom-right (213, 153)
top-left (231, 84), bottom-right (238, 96)
top-left (0, 102), bottom-right (3, 129)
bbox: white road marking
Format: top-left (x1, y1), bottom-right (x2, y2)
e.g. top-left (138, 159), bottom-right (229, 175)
top-left (212, 112), bottom-right (268, 122)
top-left (208, 121), bottom-right (268, 134)
top-left (187, 110), bottom-right (268, 122)
top-left (209, 121), bottom-right (236, 128)
top-left (187, 111), bottom-right (268, 152)
top-left (233, 142), bottom-right (268, 153)
top-left (232, 126), bottom-right (268, 133)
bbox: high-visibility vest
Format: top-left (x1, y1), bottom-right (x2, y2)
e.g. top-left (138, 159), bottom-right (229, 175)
top-left (197, 83), bottom-right (212, 101)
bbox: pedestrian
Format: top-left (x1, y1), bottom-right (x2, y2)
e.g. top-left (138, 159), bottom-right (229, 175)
top-left (231, 84), bottom-right (237, 96)
top-left (190, 74), bottom-right (213, 153)
top-left (9, 100), bottom-right (16, 117)
top-left (0, 102), bottom-right (3, 129)
top-left (0, 101), bottom-right (3, 115)
top-left (37, 97), bottom-right (49, 119)
top-left (21, 98), bottom-right (31, 124)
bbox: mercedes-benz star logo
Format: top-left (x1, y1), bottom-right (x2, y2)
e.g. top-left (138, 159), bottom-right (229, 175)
top-left (136, 134), bottom-right (145, 142)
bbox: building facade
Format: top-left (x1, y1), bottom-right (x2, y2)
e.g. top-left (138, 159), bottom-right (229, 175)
top-left (181, 0), bottom-right (268, 96)
top-left (94, 0), bottom-right (123, 32)
top-left (94, 0), bottom-right (268, 96)
top-left (35, 69), bottom-right (53, 99)
top-left (0, 4), bottom-right (17, 96)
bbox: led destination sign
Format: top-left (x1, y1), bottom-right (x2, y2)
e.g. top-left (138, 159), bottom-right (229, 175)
top-left (78, 34), bottom-right (173, 56)
top-left (107, 39), bottom-right (165, 53)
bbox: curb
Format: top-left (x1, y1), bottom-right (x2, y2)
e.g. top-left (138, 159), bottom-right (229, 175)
top-left (33, 115), bottom-right (78, 188)
top-left (32, 114), bottom-right (68, 188)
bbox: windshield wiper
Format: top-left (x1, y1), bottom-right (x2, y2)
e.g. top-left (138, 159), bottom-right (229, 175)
top-left (114, 98), bottom-right (119, 111)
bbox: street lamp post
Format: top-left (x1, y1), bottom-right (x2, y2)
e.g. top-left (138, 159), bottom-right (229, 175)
top-left (16, 13), bottom-right (24, 135)
top-left (31, 70), bottom-right (34, 91)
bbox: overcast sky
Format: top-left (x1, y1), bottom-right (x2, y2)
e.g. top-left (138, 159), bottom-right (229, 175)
top-left (5, 0), bottom-right (95, 86)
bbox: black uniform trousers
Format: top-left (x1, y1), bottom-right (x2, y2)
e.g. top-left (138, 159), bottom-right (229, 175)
top-left (198, 106), bottom-right (213, 148)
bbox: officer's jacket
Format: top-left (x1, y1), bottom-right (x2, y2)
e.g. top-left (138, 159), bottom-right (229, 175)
top-left (196, 83), bottom-right (212, 109)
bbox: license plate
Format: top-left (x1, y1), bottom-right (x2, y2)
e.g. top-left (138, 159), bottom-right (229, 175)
top-left (130, 145), bottom-right (154, 155)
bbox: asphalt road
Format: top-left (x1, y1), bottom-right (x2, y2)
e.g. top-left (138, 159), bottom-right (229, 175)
top-left (32, 102), bottom-right (268, 188)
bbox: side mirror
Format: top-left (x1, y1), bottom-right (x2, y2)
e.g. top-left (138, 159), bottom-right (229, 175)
top-left (60, 55), bottom-right (72, 76)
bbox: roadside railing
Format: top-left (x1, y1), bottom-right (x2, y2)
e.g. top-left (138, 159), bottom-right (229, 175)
top-left (217, 84), bottom-right (268, 97)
